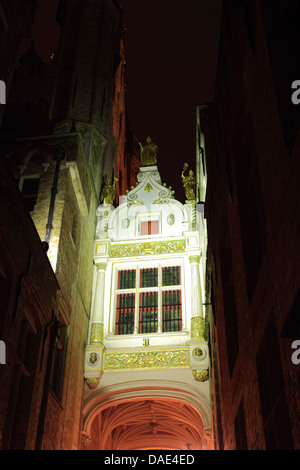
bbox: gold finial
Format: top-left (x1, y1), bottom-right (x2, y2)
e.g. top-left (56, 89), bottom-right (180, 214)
top-left (181, 163), bottom-right (196, 200)
top-left (100, 176), bottom-right (118, 205)
top-left (135, 136), bottom-right (158, 166)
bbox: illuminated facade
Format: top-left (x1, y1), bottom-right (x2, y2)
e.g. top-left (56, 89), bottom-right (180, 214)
top-left (82, 142), bottom-right (212, 450)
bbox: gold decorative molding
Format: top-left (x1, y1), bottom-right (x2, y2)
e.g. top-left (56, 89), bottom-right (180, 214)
top-left (190, 316), bottom-right (205, 341)
top-left (144, 182), bottom-right (153, 192)
top-left (111, 240), bottom-right (186, 258)
top-left (189, 255), bottom-right (201, 264)
top-left (192, 368), bottom-right (209, 382)
top-left (85, 377), bottom-right (100, 389)
top-left (95, 263), bottom-right (107, 272)
top-left (104, 348), bottom-right (190, 371)
top-left (90, 323), bottom-right (104, 344)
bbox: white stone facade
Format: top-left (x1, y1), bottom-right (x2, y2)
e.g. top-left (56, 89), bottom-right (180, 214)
top-left (83, 164), bottom-right (212, 449)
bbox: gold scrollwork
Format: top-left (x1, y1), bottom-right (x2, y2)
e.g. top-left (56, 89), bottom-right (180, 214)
top-left (189, 255), bottom-right (201, 264)
top-left (111, 240), bottom-right (186, 258)
top-left (104, 349), bottom-right (190, 371)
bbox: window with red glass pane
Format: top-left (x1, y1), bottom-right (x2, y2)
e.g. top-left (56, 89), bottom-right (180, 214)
top-left (139, 268), bottom-right (158, 333)
top-left (115, 266), bottom-right (182, 335)
top-left (115, 270), bottom-right (136, 335)
top-left (140, 220), bottom-right (159, 235)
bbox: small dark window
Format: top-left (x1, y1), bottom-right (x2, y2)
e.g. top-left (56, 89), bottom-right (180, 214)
top-left (21, 177), bottom-right (40, 212)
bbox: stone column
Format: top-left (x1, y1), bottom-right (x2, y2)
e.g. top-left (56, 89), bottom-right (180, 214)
top-left (189, 255), bottom-right (205, 341)
top-left (89, 262), bottom-right (107, 345)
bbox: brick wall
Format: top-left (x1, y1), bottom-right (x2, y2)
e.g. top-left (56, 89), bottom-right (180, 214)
top-left (204, 0), bottom-right (300, 450)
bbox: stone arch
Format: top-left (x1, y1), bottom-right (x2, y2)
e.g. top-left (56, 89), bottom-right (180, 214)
top-left (82, 381), bottom-right (212, 450)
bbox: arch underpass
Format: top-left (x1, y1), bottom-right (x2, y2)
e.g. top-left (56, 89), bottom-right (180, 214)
top-left (82, 382), bottom-right (212, 450)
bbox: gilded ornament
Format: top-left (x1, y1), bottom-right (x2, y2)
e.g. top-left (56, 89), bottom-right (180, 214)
top-left (181, 163), bottom-right (196, 201)
top-left (100, 176), bottom-right (118, 205)
top-left (190, 316), bottom-right (205, 340)
top-left (86, 377), bottom-right (100, 389)
top-left (189, 255), bottom-right (200, 264)
top-left (111, 240), bottom-right (186, 258)
top-left (136, 136), bottom-right (158, 166)
top-left (104, 348), bottom-right (190, 371)
top-left (88, 352), bottom-right (99, 365)
top-left (192, 368), bottom-right (209, 382)
top-left (192, 347), bottom-right (206, 361)
top-left (90, 322), bottom-right (104, 344)
top-left (144, 182), bottom-right (153, 192)
top-left (95, 263), bottom-right (107, 272)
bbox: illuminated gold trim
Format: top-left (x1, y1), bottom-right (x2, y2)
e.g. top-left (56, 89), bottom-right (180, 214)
top-left (190, 316), bottom-right (205, 341)
top-left (85, 377), bottom-right (100, 389)
top-left (110, 240), bottom-right (186, 258)
top-left (95, 263), bottom-right (107, 272)
top-left (90, 323), bottom-right (104, 344)
top-left (144, 182), bottom-right (153, 192)
top-left (189, 255), bottom-right (200, 264)
top-left (104, 348), bottom-right (190, 371)
top-left (192, 368), bottom-right (209, 382)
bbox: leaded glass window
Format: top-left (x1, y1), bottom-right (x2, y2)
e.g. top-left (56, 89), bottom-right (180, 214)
top-left (139, 292), bottom-right (158, 333)
top-left (115, 265), bottom-right (183, 336)
top-left (115, 293), bottom-right (135, 335)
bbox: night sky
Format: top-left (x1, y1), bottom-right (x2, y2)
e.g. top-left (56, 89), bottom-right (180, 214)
top-left (21, 0), bottom-right (222, 202)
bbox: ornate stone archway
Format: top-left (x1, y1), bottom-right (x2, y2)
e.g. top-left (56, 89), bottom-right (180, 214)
top-left (82, 381), bottom-right (212, 450)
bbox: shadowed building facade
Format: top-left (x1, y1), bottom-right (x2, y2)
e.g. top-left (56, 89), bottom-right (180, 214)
top-left (199, 0), bottom-right (300, 450)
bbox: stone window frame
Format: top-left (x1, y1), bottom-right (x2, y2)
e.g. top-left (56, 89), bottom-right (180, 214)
top-left (112, 260), bottom-right (184, 336)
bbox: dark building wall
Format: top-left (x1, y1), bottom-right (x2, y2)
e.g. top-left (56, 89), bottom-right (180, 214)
top-left (203, 0), bottom-right (300, 450)
top-left (0, 157), bottom-right (59, 450)
top-left (0, 0), bottom-right (39, 124)
top-left (0, 0), bottom-right (126, 450)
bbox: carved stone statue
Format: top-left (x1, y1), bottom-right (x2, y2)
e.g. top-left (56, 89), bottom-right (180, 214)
top-left (181, 163), bottom-right (196, 200)
top-left (100, 176), bottom-right (118, 205)
top-left (136, 136), bottom-right (158, 166)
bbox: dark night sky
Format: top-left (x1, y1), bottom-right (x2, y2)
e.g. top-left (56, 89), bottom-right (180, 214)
top-left (22, 0), bottom-right (222, 202)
